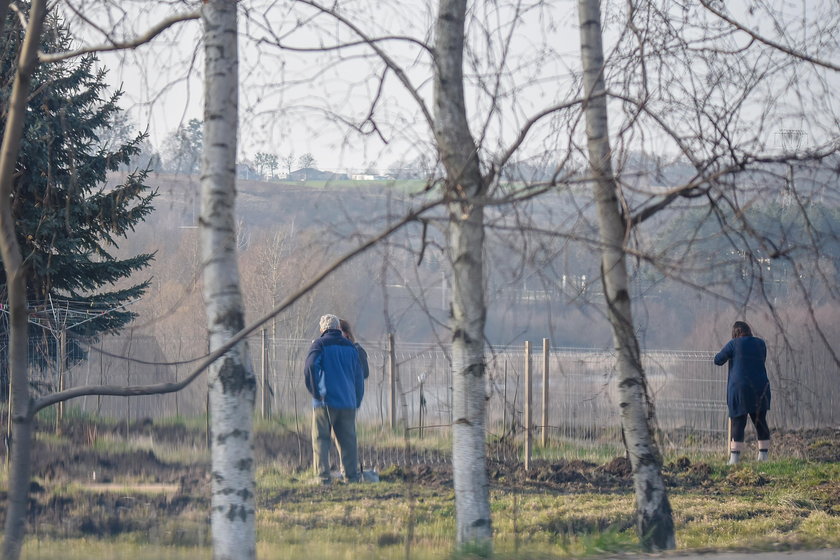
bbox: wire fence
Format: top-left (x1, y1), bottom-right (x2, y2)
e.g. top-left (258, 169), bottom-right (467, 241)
top-left (9, 332), bottom-right (840, 466)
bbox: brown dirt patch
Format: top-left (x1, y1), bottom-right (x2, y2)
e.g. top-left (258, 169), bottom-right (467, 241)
top-left (664, 456), bottom-right (714, 487)
top-left (769, 428), bottom-right (840, 462)
top-left (813, 481), bottom-right (840, 514)
top-left (81, 483), bottom-right (180, 493)
top-left (725, 467), bottom-right (770, 487)
top-left (378, 457), bottom-right (634, 491)
top-left (598, 456), bottom-right (632, 477)
top-left (31, 443), bottom-right (188, 484)
top-left (378, 464), bottom-right (452, 486)
top-left (21, 482), bottom-right (209, 541)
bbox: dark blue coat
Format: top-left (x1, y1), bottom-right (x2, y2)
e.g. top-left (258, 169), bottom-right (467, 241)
top-left (304, 329), bottom-right (364, 409)
top-left (714, 336), bottom-right (771, 417)
top-left (355, 342), bottom-right (370, 380)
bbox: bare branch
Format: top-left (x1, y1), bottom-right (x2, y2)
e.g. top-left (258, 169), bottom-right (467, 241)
top-left (257, 34), bottom-right (430, 54)
top-left (294, 0), bottom-right (435, 130)
top-left (38, 10), bottom-right (201, 64)
top-left (7, 2), bottom-right (27, 30)
top-left (699, 0), bottom-right (840, 72)
top-left (31, 195), bottom-right (444, 414)
top-left (493, 98), bottom-right (585, 178)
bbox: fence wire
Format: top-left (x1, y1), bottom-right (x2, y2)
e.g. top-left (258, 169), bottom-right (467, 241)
top-left (11, 334), bottom-right (839, 466)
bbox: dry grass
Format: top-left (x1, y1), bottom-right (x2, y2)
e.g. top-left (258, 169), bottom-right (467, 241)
top-left (250, 455), bottom-right (840, 560)
top-left (6, 414), bottom-right (840, 559)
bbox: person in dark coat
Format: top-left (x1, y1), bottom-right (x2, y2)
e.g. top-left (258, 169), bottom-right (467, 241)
top-left (339, 318), bottom-right (369, 380)
top-left (304, 314), bottom-right (365, 483)
top-left (714, 320), bottom-right (772, 464)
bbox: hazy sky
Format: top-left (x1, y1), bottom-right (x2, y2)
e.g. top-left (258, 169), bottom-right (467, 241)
top-left (66, 0), bottom-right (839, 172)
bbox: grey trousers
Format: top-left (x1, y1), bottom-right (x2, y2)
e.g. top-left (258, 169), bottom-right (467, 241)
top-left (312, 406), bottom-right (360, 482)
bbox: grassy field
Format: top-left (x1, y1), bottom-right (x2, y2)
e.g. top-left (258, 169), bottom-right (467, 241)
top-left (3, 415), bottom-right (839, 559)
top-left (248, 457), bottom-right (840, 560)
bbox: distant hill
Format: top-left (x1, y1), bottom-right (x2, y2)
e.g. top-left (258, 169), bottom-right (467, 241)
top-left (122, 172), bottom-right (432, 231)
top-left (287, 167), bottom-right (348, 181)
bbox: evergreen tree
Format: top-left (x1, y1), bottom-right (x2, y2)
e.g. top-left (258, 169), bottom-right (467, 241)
top-left (0, 8), bottom-right (156, 398)
top-left (163, 118), bottom-right (203, 174)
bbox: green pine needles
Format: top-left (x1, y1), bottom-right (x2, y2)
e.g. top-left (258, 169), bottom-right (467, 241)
top-left (0, 6), bottom-right (157, 393)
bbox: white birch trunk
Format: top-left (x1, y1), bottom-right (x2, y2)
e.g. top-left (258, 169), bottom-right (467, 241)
top-left (201, 3), bottom-right (257, 559)
top-left (434, 0), bottom-right (492, 549)
top-left (0, 3), bottom-right (48, 559)
top-left (577, 0), bottom-right (675, 551)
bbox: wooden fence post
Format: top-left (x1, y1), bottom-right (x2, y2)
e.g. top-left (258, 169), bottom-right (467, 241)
top-left (205, 392), bottom-right (210, 449)
top-left (503, 360), bottom-right (508, 436)
top-left (388, 333), bottom-right (396, 430)
top-left (524, 341), bottom-right (532, 471)
top-left (56, 328), bottom-right (66, 433)
top-left (260, 329), bottom-right (270, 418)
top-left (541, 338), bottom-right (550, 447)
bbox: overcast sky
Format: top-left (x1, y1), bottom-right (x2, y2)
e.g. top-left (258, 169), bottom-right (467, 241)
top-left (62, 0), bottom-right (840, 173)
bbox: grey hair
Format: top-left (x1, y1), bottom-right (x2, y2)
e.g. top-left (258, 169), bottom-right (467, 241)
top-left (319, 314), bottom-right (340, 332)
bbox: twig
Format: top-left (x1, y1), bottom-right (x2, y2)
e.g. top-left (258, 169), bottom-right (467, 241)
top-left (38, 11), bottom-right (201, 64)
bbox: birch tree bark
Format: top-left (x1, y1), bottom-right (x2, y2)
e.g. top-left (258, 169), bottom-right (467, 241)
top-left (0, 3), bottom-right (48, 559)
top-left (434, 0), bottom-right (492, 550)
top-left (201, 2), bottom-right (257, 559)
top-left (577, 0), bottom-right (675, 551)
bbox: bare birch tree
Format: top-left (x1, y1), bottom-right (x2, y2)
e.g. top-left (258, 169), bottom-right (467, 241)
top-left (588, 0), bottom-right (840, 371)
top-left (200, 2), bottom-right (258, 558)
top-left (577, 0), bottom-right (674, 550)
top-left (0, 4), bottom-right (49, 557)
top-left (0, 4), bottom-right (199, 558)
top-left (1, 5), bottom-right (441, 556)
top-left (434, 0), bottom-right (493, 550)
top-left (253, 0), bottom-right (497, 549)
top-left (565, 0), bottom-right (839, 548)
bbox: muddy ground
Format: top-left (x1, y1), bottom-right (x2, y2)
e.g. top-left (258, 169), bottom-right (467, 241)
top-left (1, 418), bottom-right (838, 541)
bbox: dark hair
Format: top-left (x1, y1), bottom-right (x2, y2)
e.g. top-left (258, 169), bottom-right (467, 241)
top-left (732, 321), bottom-right (753, 338)
top-left (339, 318), bottom-right (355, 342)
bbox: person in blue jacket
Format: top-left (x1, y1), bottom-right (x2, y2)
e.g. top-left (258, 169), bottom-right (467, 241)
top-left (714, 321), bottom-right (772, 465)
top-left (304, 314), bottom-right (365, 483)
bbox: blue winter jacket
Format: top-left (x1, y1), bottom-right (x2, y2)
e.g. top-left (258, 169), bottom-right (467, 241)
top-left (304, 329), bottom-right (364, 409)
top-left (714, 336), bottom-right (771, 417)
